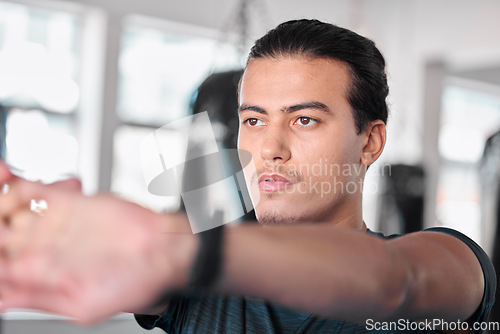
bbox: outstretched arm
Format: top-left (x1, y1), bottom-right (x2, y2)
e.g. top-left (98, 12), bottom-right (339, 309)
top-left (218, 224), bottom-right (484, 323)
top-left (0, 161), bottom-right (486, 325)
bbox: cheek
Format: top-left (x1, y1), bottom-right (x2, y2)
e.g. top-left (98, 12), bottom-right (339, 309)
top-left (237, 132), bottom-right (253, 156)
top-left (295, 143), bottom-right (362, 181)
top-left (295, 139), bottom-right (338, 167)
top-left (321, 132), bottom-right (363, 163)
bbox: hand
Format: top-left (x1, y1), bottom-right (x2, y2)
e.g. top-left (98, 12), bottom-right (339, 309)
top-left (0, 162), bottom-right (197, 324)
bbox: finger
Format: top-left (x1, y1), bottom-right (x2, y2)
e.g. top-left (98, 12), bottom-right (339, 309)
top-left (0, 246), bottom-right (61, 291)
top-left (0, 236), bottom-right (65, 300)
top-left (0, 263), bottom-right (107, 325)
top-left (0, 160), bottom-right (15, 184)
top-left (0, 287), bottom-right (109, 326)
top-left (5, 210), bottom-right (41, 257)
top-left (50, 178), bottom-right (82, 192)
top-left (0, 248), bottom-right (11, 278)
top-left (8, 209), bottom-right (37, 232)
top-left (0, 284), bottom-right (77, 319)
top-left (0, 222), bottom-right (11, 240)
top-left (0, 177), bottom-right (31, 218)
top-left (0, 178), bottom-right (55, 219)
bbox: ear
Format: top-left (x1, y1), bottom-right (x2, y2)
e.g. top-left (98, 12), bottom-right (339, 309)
top-left (360, 120), bottom-right (386, 166)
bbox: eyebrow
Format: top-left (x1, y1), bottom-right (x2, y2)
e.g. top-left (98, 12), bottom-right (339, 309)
top-left (238, 101), bottom-right (331, 114)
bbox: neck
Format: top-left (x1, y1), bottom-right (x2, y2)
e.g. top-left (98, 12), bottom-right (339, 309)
top-left (327, 208), bottom-right (366, 231)
top-left (324, 192), bottom-right (366, 231)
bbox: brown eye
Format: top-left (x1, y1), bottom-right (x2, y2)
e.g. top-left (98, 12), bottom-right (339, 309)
top-left (299, 117), bottom-right (310, 125)
top-left (245, 118), bottom-right (264, 126)
top-left (295, 117), bottom-right (317, 126)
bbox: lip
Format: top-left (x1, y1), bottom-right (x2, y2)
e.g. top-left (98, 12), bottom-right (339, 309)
top-left (258, 174), bottom-right (293, 192)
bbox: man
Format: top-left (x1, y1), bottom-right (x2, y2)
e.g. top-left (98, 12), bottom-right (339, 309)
top-left (0, 19), bottom-right (495, 333)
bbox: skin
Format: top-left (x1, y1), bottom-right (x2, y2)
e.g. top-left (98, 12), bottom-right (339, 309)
top-left (0, 174), bottom-right (197, 323)
top-left (238, 56), bottom-right (374, 228)
top-left (0, 56), bottom-right (485, 331)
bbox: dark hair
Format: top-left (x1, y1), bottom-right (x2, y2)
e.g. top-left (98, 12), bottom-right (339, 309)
top-left (247, 19), bottom-right (389, 134)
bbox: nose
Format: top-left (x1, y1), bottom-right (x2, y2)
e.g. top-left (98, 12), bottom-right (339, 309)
top-left (260, 125), bottom-right (291, 162)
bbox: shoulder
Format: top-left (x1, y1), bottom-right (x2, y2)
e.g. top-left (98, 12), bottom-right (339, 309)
top-left (422, 227), bottom-right (496, 325)
top-left (370, 227), bottom-right (496, 326)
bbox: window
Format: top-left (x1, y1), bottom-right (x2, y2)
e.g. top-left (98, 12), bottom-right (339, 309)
top-left (437, 84), bottom-right (500, 242)
top-left (0, 1), bottom-right (81, 182)
top-left (112, 16), bottom-right (242, 211)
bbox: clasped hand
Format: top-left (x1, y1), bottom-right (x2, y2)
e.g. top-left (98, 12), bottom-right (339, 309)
top-left (0, 161), bottom-right (195, 324)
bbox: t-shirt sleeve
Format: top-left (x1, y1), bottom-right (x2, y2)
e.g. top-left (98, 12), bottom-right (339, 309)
top-left (135, 295), bottom-right (190, 332)
top-left (134, 313), bottom-right (162, 330)
top-left (425, 227), bottom-right (496, 329)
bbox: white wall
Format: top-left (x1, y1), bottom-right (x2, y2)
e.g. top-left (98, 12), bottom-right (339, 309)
top-left (63, 0), bottom-right (500, 163)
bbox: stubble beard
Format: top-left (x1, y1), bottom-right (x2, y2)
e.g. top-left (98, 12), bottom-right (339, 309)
top-left (256, 207), bottom-right (302, 226)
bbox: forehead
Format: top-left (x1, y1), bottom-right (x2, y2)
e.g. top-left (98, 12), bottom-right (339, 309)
top-left (239, 57), bottom-right (351, 110)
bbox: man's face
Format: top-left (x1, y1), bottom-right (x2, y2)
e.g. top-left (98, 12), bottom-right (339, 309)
top-left (237, 57), bottom-right (367, 225)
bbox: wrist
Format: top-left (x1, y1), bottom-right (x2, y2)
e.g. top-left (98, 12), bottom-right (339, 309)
top-left (151, 212), bottom-right (199, 291)
top-left (188, 221), bottom-right (225, 289)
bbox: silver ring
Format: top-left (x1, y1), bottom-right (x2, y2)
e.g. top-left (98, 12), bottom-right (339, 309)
top-left (30, 199), bottom-right (48, 215)
top-left (1, 183), bottom-right (9, 194)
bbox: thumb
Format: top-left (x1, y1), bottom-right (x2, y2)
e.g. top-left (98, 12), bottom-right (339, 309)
top-left (0, 178), bottom-right (69, 219)
top-left (0, 161), bottom-right (15, 185)
top-left (50, 178), bottom-right (82, 193)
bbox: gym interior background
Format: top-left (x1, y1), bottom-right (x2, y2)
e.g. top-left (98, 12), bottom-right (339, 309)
top-left (0, 0), bottom-right (500, 332)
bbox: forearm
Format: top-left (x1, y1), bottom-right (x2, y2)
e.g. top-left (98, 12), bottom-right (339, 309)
top-left (157, 216), bottom-right (480, 323)
top-left (132, 212), bottom-right (198, 316)
top-left (213, 224), bottom-right (410, 321)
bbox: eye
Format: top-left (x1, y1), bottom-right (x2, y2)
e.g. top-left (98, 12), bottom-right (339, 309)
top-left (244, 118), bottom-right (265, 127)
top-left (294, 117), bottom-right (317, 126)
